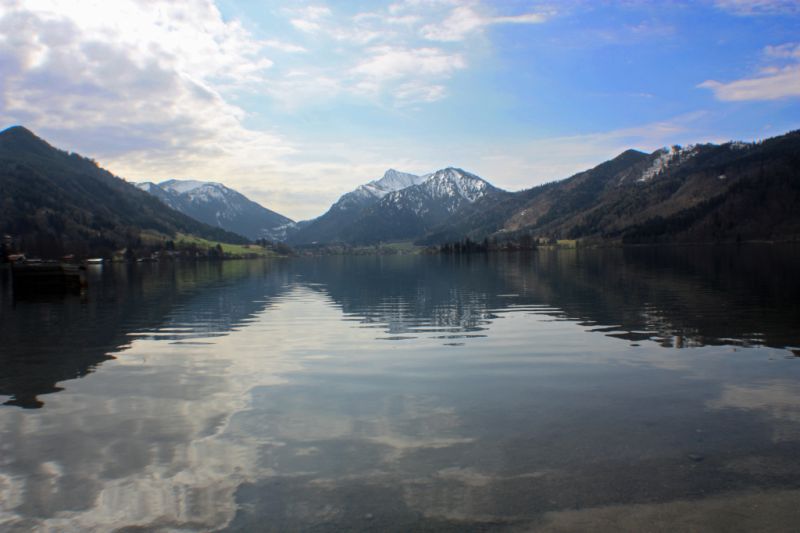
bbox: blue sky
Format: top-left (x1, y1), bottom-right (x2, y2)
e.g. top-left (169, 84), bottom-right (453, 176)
top-left (1, 0), bottom-right (799, 219)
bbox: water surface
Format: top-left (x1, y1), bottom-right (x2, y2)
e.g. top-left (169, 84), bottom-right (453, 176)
top-left (1, 246), bottom-right (800, 531)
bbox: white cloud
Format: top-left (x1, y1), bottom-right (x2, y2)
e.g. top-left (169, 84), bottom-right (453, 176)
top-left (2, 0), bottom-right (631, 222)
top-left (699, 66), bottom-right (800, 101)
top-left (352, 46), bottom-right (465, 80)
top-left (421, 5), bottom-right (549, 42)
top-left (699, 42), bottom-right (800, 101)
top-left (288, 5), bottom-right (333, 33)
top-left (299, 5), bottom-right (333, 20)
top-left (262, 39), bottom-right (307, 53)
top-left (290, 18), bottom-right (322, 32)
top-left (348, 47), bottom-right (465, 103)
top-left (0, 0), bottom-right (300, 210)
top-left (0, 0), bottom-right (504, 219)
top-left (286, 4), bottom-right (383, 44)
top-left (765, 42), bottom-right (800, 59)
top-left (267, 1), bottom-right (553, 107)
top-left (267, 3), bottom-right (495, 107)
top-left (714, 0), bottom-right (800, 15)
top-left (420, 5), bottom-right (487, 41)
top-left (394, 81), bottom-right (447, 103)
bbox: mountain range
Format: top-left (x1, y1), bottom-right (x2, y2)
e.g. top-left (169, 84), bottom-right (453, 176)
top-left (0, 126), bottom-right (247, 258)
top-left (287, 167), bottom-right (501, 245)
top-left (421, 133), bottom-right (800, 245)
top-left (2, 125), bottom-right (798, 257)
top-left (136, 180), bottom-right (293, 241)
top-left (290, 131), bottom-right (800, 247)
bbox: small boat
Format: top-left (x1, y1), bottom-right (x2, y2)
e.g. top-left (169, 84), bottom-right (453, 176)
top-left (85, 258), bottom-right (104, 264)
top-left (11, 261), bottom-right (86, 294)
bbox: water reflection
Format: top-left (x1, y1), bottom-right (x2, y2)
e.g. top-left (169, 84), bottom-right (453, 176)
top-left (293, 245), bottom-right (800, 351)
top-left (0, 261), bottom-right (290, 408)
top-left (0, 246), bottom-right (799, 531)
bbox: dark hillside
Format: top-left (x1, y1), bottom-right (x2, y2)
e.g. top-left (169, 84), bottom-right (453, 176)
top-left (0, 126), bottom-right (247, 258)
top-left (422, 132), bottom-right (800, 245)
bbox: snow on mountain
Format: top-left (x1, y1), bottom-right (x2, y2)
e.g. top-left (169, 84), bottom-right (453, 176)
top-left (135, 181), bottom-right (182, 209)
top-left (287, 166), bottom-right (501, 245)
top-left (136, 179), bottom-right (292, 240)
top-left (286, 169), bottom-right (425, 244)
top-left (135, 181), bottom-right (167, 196)
top-left (161, 179), bottom-right (231, 204)
top-left (417, 167), bottom-right (490, 203)
top-left (160, 179), bottom-right (210, 194)
top-left (726, 141), bottom-right (754, 151)
top-left (381, 167), bottom-right (494, 214)
top-left (336, 169), bottom-right (424, 210)
top-left (261, 220), bottom-right (311, 242)
top-left (334, 167), bottom-right (502, 244)
top-left (359, 169), bottom-right (425, 198)
top-left (638, 145), bottom-right (699, 182)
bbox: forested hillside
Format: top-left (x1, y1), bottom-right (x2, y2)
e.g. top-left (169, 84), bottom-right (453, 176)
top-left (0, 126), bottom-right (247, 258)
top-left (422, 131), bottom-right (800, 246)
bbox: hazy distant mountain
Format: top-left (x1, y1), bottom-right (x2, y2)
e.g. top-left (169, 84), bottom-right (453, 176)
top-left (421, 131), bottom-right (800, 245)
top-left (289, 167), bottom-right (502, 245)
top-left (136, 180), bottom-right (292, 241)
top-left (0, 126), bottom-right (247, 258)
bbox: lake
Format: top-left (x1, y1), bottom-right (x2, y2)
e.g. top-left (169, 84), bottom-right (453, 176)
top-left (1, 245), bottom-right (800, 531)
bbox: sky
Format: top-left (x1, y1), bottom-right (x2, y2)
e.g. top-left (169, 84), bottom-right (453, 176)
top-left (1, 0), bottom-right (799, 220)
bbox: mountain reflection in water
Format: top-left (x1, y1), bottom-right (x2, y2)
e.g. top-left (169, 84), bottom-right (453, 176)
top-left (1, 245), bottom-right (799, 531)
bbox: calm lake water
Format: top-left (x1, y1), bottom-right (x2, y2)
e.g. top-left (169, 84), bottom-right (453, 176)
top-left (1, 246), bottom-right (800, 531)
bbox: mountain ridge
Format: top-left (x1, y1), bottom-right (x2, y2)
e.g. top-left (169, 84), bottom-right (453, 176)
top-left (284, 169), bottom-right (425, 245)
top-left (288, 167), bottom-right (503, 245)
top-left (0, 126), bottom-right (248, 258)
top-left (422, 132), bottom-right (800, 245)
top-left (136, 179), bottom-right (293, 241)
top-left (3, 125), bottom-right (798, 255)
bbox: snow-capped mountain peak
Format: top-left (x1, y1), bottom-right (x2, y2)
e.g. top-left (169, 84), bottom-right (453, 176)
top-left (157, 179), bottom-right (235, 205)
top-left (358, 169), bottom-right (424, 199)
top-left (418, 167), bottom-right (490, 202)
top-left (377, 167), bottom-right (498, 221)
top-left (135, 178), bottom-right (292, 240)
top-left (286, 166), bottom-right (502, 245)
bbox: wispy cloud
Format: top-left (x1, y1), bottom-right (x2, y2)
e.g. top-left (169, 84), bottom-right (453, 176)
top-left (272, 1), bottom-right (553, 106)
top-left (460, 112), bottom-right (713, 191)
top-left (304, 112), bottom-right (714, 197)
top-left (699, 67), bottom-right (800, 101)
top-left (765, 42), bottom-right (800, 59)
top-left (263, 40), bottom-right (308, 53)
top-left (714, 0), bottom-right (800, 16)
top-left (420, 4), bottom-right (551, 42)
top-left (289, 5), bottom-right (332, 32)
top-left (699, 42), bottom-right (800, 101)
top-left (350, 46), bottom-right (465, 101)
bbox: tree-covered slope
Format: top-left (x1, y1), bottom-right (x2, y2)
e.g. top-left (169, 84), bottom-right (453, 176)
top-left (422, 131), bottom-right (800, 245)
top-left (138, 179), bottom-right (293, 241)
top-left (0, 126), bottom-right (247, 257)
